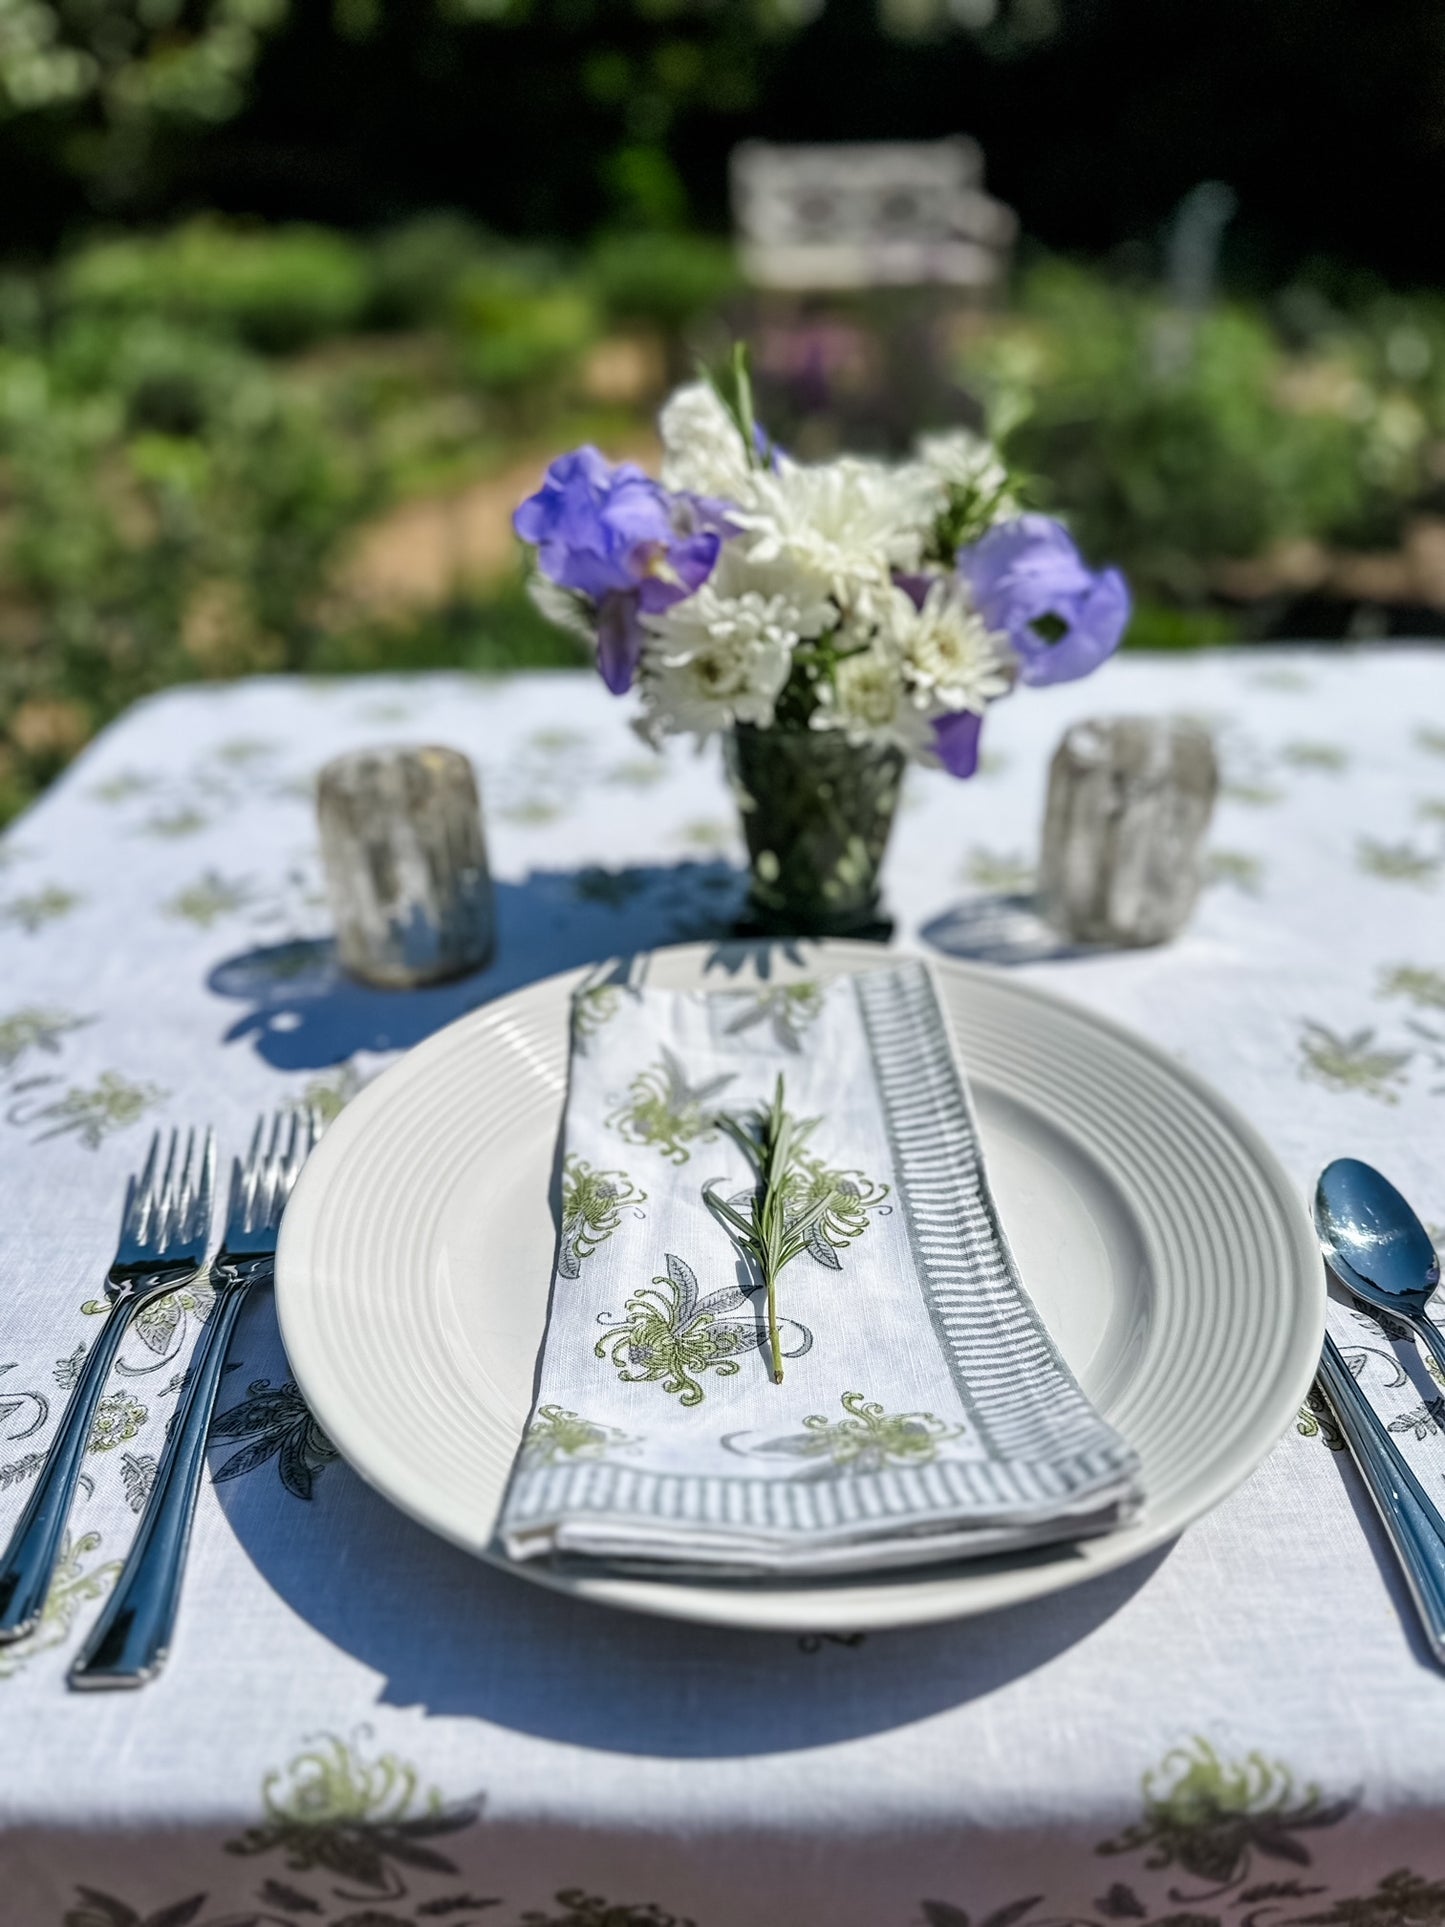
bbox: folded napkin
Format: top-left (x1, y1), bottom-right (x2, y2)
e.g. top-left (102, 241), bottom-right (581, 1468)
top-left (499, 959), bottom-right (1143, 1577)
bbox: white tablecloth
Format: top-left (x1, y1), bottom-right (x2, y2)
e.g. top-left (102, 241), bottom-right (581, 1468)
top-left (0, 647), bottom-right (1441, 1927)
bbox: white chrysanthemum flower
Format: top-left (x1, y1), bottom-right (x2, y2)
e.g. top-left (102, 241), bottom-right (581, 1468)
top-left (659, 382), bottom-right (754, 501)
top-left (888, 581), bottom-right (1013, 714)
top-left (640, 563), bottom-right (831, 736)
top-left (730, 456), bottom-right (934, 607)
top-left (811, 643), bottom-right (933, 755)
top-left (914, 428), bottom-right (1012, 508)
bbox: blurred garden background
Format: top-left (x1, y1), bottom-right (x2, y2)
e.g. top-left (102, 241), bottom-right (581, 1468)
top-left (4, 0), bottom-right (1445, 826)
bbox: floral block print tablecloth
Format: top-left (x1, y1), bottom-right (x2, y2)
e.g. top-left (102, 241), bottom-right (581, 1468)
top-left (0, 646), bottom-right (1442, 1927)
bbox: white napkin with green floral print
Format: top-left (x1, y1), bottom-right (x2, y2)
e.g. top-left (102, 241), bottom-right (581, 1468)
top-left (498, 959), bottom-right (1143, 1577)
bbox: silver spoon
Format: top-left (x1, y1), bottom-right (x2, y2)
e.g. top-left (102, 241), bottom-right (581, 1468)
top-left (1315, 1157), bottom-right (1443, 1366)
top-left (1314, 1159), bottom-right (1445, 1664)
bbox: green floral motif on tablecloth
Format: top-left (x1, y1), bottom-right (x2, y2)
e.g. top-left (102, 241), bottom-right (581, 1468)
top-left (225, 1731), bottom-right (484, 1902)
top-left (607, 1048), bottom-right (735, 1165)
top-left (1379, 966), bottom-right (1445, 1011)
top-left (558, 1156), bottom-right (646, 1278)
top-left (1356, 838), bottom-right (1440, 885)
top-left (725, 1391), bottom-right (966, 1477)
top-left (1204, 851), bottom-right (1263, 895)
top-left (1299, 1023), bottom-right (1411, 1104)
top-left (9, 1070), bottom-right (167, 1147)
top-left (301, 1059), bottom-right (366, 1123)
top-left (0, 1532), bottom-right (121, 1682)
top-left (719, 983), bottom-right (824, 1054)
top-left (164, 871), bottom-right (254, 927)
top-left (522, 1405), bottom-right (639, 1469)
top-left (1296, 1386), bottom-right (1345, 1451)
top-left (90, 771), bottom-right (155, 804)
top-left (962, 847), bottom-right (1036, 893)
top-left (1096, 1737), bottom-right (1355, 1897)
top-left (88, 1390), bottom-right (148, 1453)
top-left (1416, 726), bottom-right (1445, 757)
top-left (595, 1252), bottom-right (798, 1408)
top-left (1418, 797), bottom-right (1445, 826)
top-left (1281, 740), bottom-right (1348, 771)
top-left (606, 756), bottom-right (668, 789)
top-left (78, 1275), bottom-right (216, 1372)
top-left (141, 806), bottom-right (208, 840)
top-left (208, 1378), bottom-right (339, 1501)
top-left (0, 885), bottom-right (80, 932)
top-left (0, 1008), bottom-right (91, 1076)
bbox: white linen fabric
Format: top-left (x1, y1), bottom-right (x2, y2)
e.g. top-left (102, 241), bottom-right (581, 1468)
top-left (501, 964), bottom-right (1142, 1574)
top-left (0, 647), bottom-right (1442, 1927)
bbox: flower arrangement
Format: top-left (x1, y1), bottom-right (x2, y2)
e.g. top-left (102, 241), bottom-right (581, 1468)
top-left (513, 350), bottom-right (1130, 780)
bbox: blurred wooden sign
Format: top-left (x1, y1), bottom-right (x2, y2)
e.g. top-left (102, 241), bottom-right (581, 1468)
top-left (730, 137), bottom-right (1016, 293)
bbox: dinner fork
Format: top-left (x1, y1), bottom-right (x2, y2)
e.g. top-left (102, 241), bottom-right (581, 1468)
top-left (0, 1127), bottom-right (215, 1643)
top-left (70, 1107), bottom-right (319, 1688)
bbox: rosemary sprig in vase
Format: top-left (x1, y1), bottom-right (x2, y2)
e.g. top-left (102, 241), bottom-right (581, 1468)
top-left (705, 1075), bottom-right (822, 1385)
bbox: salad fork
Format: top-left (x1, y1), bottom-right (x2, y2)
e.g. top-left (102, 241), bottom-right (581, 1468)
top-left (70, 1108), bottom-right (320, 1688)
top-left (0, 1127), bottom-right (215, 1643)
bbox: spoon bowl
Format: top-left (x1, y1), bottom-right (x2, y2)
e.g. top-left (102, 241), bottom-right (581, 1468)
top-left (1315, 1155), bottom-right (1442, 1333)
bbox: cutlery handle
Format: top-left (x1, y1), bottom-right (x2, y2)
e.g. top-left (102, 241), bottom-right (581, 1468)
top-left (1318, 1333), bottom-right (1445, 1665)
top-left (1409, 1313), bottom-right (1445, 1393)
top-left (68, 1270), bottom-right (258, 1689)
top-left (0, 1293), bottom-right (142, 1643)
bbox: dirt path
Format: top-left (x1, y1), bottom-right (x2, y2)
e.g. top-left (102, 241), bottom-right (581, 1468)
top-left (339, 432), bottom-right (662, 616)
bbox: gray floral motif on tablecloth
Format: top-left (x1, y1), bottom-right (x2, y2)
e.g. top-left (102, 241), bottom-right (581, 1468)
top-left (208, 1378), bottom-right (340, 1501)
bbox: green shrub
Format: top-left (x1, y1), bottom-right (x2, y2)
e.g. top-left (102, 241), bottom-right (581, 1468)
top-left (367, 213), bottom-right (493, 328)
top-left (588, 230), bottom-right (739, 335)
top-left (450, 257), bottom-right (598, 394)
top-left (59, 219), bottom-right (372, 353)
top-left (964, 261), bottom-right (1433, 599)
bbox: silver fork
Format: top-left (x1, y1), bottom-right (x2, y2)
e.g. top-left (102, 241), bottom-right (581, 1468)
top-left (70, 1107), bottom-right (320, 1688)
top-left (0, 1128), bottom-right (216, 1643)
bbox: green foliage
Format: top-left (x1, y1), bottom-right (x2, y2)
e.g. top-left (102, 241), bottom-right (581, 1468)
top-left (58, 219), bottom-right (372, 353)
top-left (965, 260), bottom-right (1438, 602)
top-left (450, 253), bottom-right (598, 395)
top-left (589, 230), bottom-right (739, 335)
top-left (366, 212), bottom-right (492, 328)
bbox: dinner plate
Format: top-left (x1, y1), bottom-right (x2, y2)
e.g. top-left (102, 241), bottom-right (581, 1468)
top-left (276, 941), bottom-right (1323, 1633)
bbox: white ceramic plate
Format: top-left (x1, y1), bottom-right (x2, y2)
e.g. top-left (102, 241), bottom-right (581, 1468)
top-left (276, 942), bottom-right (1323, 1633)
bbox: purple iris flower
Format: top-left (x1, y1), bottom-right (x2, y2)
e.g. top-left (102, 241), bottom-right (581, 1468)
top-left (933, 709), bottom-right (984, 779)
top-left (957, 515), bottom-right (1130, 687)
top-left (513, 446), bottom-right (723, 695)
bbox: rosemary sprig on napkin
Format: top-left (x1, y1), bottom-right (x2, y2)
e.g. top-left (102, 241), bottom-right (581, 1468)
top-left (706, 1075), bottom-right (820, 1384)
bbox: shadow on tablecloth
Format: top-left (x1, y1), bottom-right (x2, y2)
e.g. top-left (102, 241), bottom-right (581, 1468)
top-left (207, 1293), bottom-right (1171, 1759)
top-left (205, 862), bottom-right (753, 1071)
